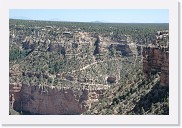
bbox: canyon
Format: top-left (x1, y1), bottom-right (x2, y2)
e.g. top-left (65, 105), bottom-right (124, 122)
top-left (9, 19), bottom-right (169, 115)
top-left (9, 44), bottom-right (169, 115)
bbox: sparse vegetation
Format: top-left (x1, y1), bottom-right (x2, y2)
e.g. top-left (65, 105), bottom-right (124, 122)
top-left (9, 19), bottom-right (169, 115)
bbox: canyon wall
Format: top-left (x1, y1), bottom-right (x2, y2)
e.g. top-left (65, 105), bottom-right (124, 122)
top-left (9, 83), bottom-right (105, 115)
top-left (143, 46), bottom-right (169, 86)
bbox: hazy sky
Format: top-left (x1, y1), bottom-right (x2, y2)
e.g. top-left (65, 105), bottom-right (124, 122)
top-left (10, 9), bottom-right (168, 23)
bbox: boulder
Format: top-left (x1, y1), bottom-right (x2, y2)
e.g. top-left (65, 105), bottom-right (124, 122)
top-left (107, 77), bottom-right (116, 84)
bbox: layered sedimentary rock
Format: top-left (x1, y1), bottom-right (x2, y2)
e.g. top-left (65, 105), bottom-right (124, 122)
top-left (10, 83), bottom-right (105, 115)
top-left (9, 83), bottom-right (22, 111)
top-left (143, 46), bottom-right (169, 86)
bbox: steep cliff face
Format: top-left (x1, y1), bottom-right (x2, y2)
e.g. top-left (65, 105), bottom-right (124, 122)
top-left (10, 83), bottom-right (105, 115)
top-left (9, 83), bottom-right (21, 110)
top-left (143, 47), bottom-right (169, 86)
top-left (159, 50), bottom-right (169, 86)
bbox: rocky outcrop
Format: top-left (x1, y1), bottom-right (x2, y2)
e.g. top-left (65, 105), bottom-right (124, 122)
top-left (47, 43), bottom-right (66, 57)
top-left (9, 83), bottom-right (22, 110)
top-left (22, 37), bottom-right (36, 50)
top-left (109, 43), bottom-right (132, 56)
top-left (156, 30), bottom-right (169, 47)
top-left (107, 76), bottom-right (116, 84)
top-left (143, 46), bottom-right (169, 86)
top-left (10, 83), bottom-right (105, 115)
top-left (159, 49), bottom-right (169, 86)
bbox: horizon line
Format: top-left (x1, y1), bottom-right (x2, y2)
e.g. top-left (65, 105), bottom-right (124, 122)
top-left (9, 18), bottom-right (169, 24)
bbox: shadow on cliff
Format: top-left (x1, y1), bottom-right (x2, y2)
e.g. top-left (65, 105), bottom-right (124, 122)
top-left (131, 82), bottom-right (169, 115)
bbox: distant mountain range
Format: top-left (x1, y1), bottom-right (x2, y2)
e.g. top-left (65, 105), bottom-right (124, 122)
top-left (91, 21), bottom-right (105, 23)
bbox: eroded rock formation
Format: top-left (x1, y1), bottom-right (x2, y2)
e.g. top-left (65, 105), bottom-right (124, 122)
top-left (9, 83), bottom-right (105, 115)
top-left (9, 83), bottom-right (22, 111)
top-left (109, 43), bottom-right (135, 56)
top-left (143, 30), bottom-right (169, 86)
top-left (143, 46), bottom-right (169, 86)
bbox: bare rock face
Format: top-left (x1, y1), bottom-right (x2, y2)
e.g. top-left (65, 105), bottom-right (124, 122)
top-left (160, 50), bottom-right (169, 86)
top-left (9, 83), bottom-right (22, 111)
top-left (143, 47), bottom-right (169, 86)
top-left (11, 84), bottom-right (105, 115)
